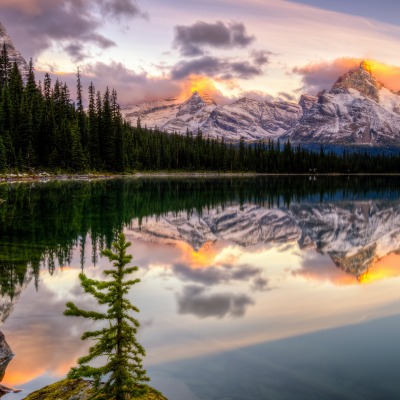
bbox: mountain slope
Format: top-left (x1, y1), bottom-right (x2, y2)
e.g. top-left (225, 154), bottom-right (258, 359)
top-left (0, 22), bottom-right (29, 80)
top-left (285, 62), bottom-right (400, 146)
top-left (123, 91), bottom-right (302, 142)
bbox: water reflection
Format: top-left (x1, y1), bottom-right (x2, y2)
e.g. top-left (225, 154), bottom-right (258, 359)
top-left (0, 177), bottom-right (400, 399)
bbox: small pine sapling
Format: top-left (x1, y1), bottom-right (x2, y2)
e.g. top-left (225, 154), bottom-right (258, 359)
top-left (64, 233), bottom-right (150, 399)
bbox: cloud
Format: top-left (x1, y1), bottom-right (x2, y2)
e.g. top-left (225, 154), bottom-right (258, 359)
top-left (0, 0), bottom-right (143, 61)
top-left (98, 0), bottom-right (143, 19)
top-left (38, 61), bottom-right (181, 105)
top-left (64, 43), bottom-right (88, 63)
top-left (278, 92), bottom-right (296, 101)
top-left (173, 21), bottom-right (254, 56)
top-left (177, 285), bottom-right (254, 319)
top-left (171, 55), bottom-right (265, 80)
top-left (251, 50), bottom-right (271, 66)
top-left (293, 58), bottom-right (400, 94)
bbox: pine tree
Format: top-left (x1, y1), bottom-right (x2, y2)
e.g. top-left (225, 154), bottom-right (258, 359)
top-left (0, 43), bottom-right (12, 87)
top-left (0, 136), bottom-right (6, 172)
top-left (64, 233), bottom-right (150, 399)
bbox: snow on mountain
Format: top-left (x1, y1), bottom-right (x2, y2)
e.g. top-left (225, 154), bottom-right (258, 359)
top-left (0, 22), bottom-right (29, 80)
top-left (123, 91), bottom-right (302, 141)
top-left (285, 62), bottom-right (400, 146)
top-left (126, 200), bottom-right (400, 279)
top-left (201, 98), bottom-right (302, 141)
top-left (123, 61), bottom-right (400, 147)
top-left (126, 205), bottom-right (301, 250)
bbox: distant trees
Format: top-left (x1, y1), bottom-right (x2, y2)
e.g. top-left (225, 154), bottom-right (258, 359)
top-left (64, 233), bottom-right (150, 399)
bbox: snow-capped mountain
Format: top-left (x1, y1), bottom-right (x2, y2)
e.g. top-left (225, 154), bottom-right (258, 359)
top-left (285, 62), bottom-right (400, 145)
top-left (123, 91), bottom-right (302, 141)
top-left (126, 200), bottom-right (400, 279)
top-left (0, 22), bottom-right (29, 80)
top-left (124, 62), bottom-right (400, 147)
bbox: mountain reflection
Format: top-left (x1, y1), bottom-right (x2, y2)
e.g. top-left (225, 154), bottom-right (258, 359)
top-left (1, 177), bottom-right (400, 318)
top-left (2, 177), bottom-right (400, 398)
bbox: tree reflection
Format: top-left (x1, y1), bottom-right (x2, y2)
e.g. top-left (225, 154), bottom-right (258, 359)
top-left (0, 176), bottom-right (400, 303)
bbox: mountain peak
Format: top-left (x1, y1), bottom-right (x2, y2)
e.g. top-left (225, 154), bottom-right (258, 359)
top-left (0, 22), bottom-right (29, 80)
top-left (330, 61), bottom-right (383, 102)
top-left (191, 90), bottom-right (216, 106)
top-left (359, 60), bottom-right (372, 74)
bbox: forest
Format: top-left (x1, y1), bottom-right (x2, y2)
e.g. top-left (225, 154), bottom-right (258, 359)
top-left (1, 45), bottom-right (400, 174)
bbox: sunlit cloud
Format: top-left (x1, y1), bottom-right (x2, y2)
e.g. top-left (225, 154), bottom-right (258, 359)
top-left (294, 57), bottom-right (400, 94)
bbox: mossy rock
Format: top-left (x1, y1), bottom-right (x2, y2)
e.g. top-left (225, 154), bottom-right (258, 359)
top-left (23, 378), bottom-right (168, 400)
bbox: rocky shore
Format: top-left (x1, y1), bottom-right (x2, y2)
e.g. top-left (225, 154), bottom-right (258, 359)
top-left (23, 379), bottom-right (168, 400)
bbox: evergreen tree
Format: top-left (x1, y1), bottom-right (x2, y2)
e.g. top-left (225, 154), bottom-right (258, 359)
top-left (0, 43), bottom-right (12, 87)
top-left (64, 233), bottom-right (150, 399)
top-left (0, 136), bottom-right (6, 172)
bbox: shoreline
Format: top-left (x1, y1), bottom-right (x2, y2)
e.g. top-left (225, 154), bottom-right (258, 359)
top-left (2, 171), bottom-right (400, 183)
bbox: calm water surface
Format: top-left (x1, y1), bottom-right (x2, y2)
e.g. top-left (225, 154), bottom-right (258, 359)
top-left (0, 177), bottom-right (400, 399)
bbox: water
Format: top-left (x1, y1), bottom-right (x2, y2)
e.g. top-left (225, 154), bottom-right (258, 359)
top-left (0, 176), bottom-right (400, 399)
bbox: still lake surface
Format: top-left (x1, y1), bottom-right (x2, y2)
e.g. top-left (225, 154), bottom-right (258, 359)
top-left (1, 176), bottom-right (400, 399)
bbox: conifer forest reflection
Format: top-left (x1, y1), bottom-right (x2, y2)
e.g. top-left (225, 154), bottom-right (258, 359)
top-left (1, 176), bottom-right (400, 399)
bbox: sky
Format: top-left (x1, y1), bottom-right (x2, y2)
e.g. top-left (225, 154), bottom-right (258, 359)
top-left (2, 0), bottom-right (400, 105)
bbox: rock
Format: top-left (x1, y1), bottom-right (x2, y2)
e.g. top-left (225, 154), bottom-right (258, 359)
top-left (0, 331), bottom-right (13, 370)
top-left (286, 62), bottom-right (400, 146)
top-left (0, 22), bottom-right (29, 81)
top-left (23, 379), bottom-right (168, 400)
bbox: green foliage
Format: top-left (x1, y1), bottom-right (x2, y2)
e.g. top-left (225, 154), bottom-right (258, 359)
top-left (64, 233), bottom-right (150, 399)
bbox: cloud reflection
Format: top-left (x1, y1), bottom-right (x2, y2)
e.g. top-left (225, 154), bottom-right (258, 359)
top-left (172, 262), bottom-right (260, 286)
top-left (177, 285), bottom-right (254, 319)
top-left (294, 249), bottom-right (400, 286)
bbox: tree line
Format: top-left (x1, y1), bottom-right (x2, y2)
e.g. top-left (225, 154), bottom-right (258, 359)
top-left (1, 46), bottom-right (400, 173)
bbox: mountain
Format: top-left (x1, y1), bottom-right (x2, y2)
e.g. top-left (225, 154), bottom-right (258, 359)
top-left (0, 22), bottom-right (29, 80)
top-left (123, 91), bottom-right (302, 142)
top-left (285, 62), bottom-right (400, 146)
top-left (124, 61), bottom-right (400, 147)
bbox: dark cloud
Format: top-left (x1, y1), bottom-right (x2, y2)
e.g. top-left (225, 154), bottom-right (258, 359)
top-left (171, 56), bottom-right (264, 80)
top-left (251, 50), bottom-right (271, 66)
top-left (0, 0), bottom-right (143, 61)
top-left (99, 0), bottom-right (143, 19)
top-left (64, 43), bottom-right (87, 63)
top-left (174, 21), bottom-right (254, 57)
top-left (172, 263), bottom-right (260, 286)
top-left (251, 277), bottom-right (269, 292)
top-left (177, 285), bottom-right (254, 319)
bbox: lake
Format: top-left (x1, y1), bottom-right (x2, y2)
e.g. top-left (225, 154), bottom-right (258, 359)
top-left (1, 176), bottom-right (400, 399)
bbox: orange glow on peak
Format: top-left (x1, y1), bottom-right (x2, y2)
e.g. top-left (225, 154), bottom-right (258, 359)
top-left (177, 241), bottom-right (222, 268)
top-left (357, 253), bottom-right (400, 284)
top-left (179, 75), bottom-right (222, 101)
